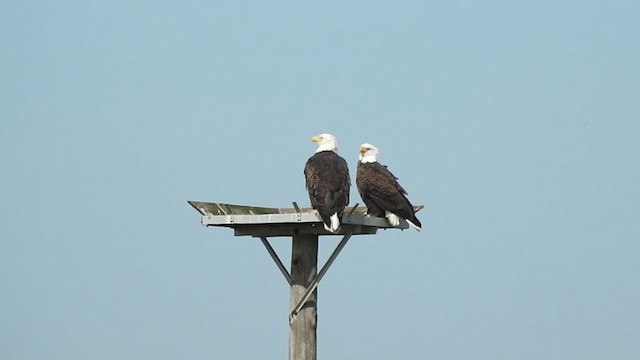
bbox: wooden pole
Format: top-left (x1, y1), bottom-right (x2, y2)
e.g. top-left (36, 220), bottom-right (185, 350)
top-left (289, 234), bottom-right (318, 360)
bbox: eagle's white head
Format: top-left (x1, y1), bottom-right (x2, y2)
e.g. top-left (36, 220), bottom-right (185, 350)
top-left (311, 133), bottom-right (339, 153)
top-left (359, 143), bottom-right (380, 163)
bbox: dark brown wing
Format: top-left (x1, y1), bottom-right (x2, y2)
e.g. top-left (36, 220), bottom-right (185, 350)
top-left (356, 161), bottom-right (420, 227)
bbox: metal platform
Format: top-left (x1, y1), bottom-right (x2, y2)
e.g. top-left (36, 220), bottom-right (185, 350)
top-left (188, 201), bottom-right (423, 237)
top-left (188, 200), bottom-right (425, 337)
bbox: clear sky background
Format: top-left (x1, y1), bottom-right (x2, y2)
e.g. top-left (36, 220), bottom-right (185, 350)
top-left (1, 1), bottom-right (639, 359)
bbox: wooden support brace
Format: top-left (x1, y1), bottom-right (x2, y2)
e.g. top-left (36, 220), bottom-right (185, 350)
top-left (260, 236), bottom-right (292, 286)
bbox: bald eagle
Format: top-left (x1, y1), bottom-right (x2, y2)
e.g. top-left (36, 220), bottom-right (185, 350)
top-left (304, 134), bottom-right (351, 233)
top-left (356, 143), bottom-right (421, 231)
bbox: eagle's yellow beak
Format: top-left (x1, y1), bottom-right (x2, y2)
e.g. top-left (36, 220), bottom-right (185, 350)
top-left (310, 135), bottom-right (321, 143)
top-left (359, 146), bottom-right (367, 154)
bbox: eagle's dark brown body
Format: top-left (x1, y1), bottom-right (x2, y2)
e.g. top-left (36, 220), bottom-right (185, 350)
top-left (304, 150), bottom-right (350, 231)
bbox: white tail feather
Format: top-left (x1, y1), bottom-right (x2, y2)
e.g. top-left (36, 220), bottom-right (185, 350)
top-left (323, 213), bottom-right (340, 233)
top-left (385, 212), bottom-right (401, 226)
top-left (406, 219), bottom-right (421, 232)
top-left (386, 211), bottom-right (421, 231)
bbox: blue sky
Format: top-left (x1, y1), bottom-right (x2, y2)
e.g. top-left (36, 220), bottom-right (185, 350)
top-left (1, 1), bottom-right (639, 359)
